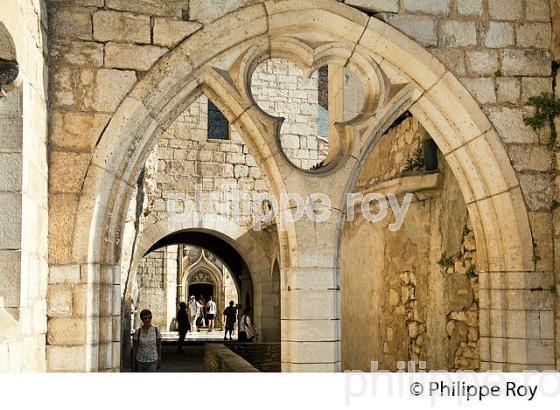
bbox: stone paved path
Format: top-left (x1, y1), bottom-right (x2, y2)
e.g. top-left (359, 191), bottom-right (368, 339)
top-left (123, 344), bottom-right (208, 372)
top-left (123, 329), bottom-right (239, 372)
top-left (159, 345), bottom-right (206, 372)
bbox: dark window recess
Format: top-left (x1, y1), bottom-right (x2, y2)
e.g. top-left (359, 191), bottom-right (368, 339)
top-left (0, 60), bottom-right (18, 87)
top-left (318, 66), bottom-right (328, 110)
top-left (423, 139), bottom-right (439, 171)
top-left (207, 100), bottom-right (229, 140)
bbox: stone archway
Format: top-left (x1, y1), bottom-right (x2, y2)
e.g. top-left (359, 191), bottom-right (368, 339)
top-left (50, 0), bottom-right (543, 372)
top-left (126, 214), bottom-right (270, 321)
top-left (183, 251), bottom-right (226, 327)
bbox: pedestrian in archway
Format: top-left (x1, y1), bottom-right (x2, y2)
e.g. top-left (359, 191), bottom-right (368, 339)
top-left (206, 296), bottom-right (216, 332)
top-left (223, 300), bottom-right (237, 341)
top-left (188, 295), bottom-right (200, 333)
top-left (176, 302), bottom-right (190, 353)
top-left (240, 307), bottom-right (258, 343)
top-left (132, 309), bottom-right (162, 372)
top-left (197, 295), bottom-right (206, 328)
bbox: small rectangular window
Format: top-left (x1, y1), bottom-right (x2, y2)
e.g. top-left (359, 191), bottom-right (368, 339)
top-left (317, 66), bottom-right (329, 139)
top-left (207, 100), bottom-right (229, 140)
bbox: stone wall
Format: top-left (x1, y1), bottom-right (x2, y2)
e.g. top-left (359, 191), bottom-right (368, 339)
top-left (228, 342), bottom-right (281, 372)
top-left (41, 0), bottom-right (558, 371)
top-left (551, 0), bottom-right (560, 371)
top-left (0, 0), bottom-right (48, 372)
top-left (252, 59), bottom-right (329, 170)
top-left (134, 247), bottom-right (177, 331)
top-left (140, 94), bottom-right (269, 230)
top-left (341, 116), bottom-right (479, 371)
top-left (204, 343), bottom-right (260, 372)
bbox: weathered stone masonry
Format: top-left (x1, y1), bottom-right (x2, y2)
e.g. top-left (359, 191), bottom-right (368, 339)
top-left (0, 0), bottom-right (559, 372)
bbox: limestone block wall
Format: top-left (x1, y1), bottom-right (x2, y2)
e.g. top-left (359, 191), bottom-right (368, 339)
top-left (341, 116), bottom-right (479, 371)
top-left (140, 94), bottom-right (269, 230)
top-left (251, 59), bottom-right (329, 170)
top-left (0, 0), bottom-right (48, 372)
top-left (135, 249), bottom-right (167, 330)
top-left (550, 0), bottom-right (560, 371)
top-left (134, 246), bottom-right (177, 331)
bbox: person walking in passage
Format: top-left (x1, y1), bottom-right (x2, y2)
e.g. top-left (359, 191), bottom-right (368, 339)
top-left (197, 296), bottom-right (206, 328)
top-left (239, 307), bottom-right (258, 342)
top-left (206, 296), bottom-right (217, 332)
top-left (132, 309), bottom-right (162, 371)
top-left (188, 295), bottom-right (200, 333)
top-left (176, 302), bottom-right (190, 353)
top-left (223, 300), bottom-right (237, 341)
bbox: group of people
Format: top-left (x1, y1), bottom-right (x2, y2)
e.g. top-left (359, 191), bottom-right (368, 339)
top-left (187, 294), bottom-right (217, 333)
top-left (222, 302), bottom-right (258, 342)
top-left (132, 302), bottom-right (259, 372)
top-left (132, 299), bottom-right (259, 372)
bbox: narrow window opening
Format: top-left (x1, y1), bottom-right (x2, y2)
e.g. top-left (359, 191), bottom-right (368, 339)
top-left (207, 100), bottom-right (229, 140)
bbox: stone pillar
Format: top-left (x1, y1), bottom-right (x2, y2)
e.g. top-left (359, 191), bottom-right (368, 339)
top-left (281, 212), bottom-right (341, 372)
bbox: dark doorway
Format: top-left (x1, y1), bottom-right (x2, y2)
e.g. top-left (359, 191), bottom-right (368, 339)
top-left (188, 283), bottom-right (214, 302)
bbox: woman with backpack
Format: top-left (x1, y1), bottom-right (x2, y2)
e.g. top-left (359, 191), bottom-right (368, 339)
top-left (132, 309), bottom-right (162, 372)
top-left (239, 306), bottom-right (258, 343)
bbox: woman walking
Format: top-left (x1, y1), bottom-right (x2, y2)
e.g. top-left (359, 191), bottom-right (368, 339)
top-left (239, 306), bottom-right (258, 342)
top-left (132, 309), bottom-right (162, 372)
top-left (176, 302), bottom-right (190, 353)
top-left (206, 296), bottom-right (217, 332)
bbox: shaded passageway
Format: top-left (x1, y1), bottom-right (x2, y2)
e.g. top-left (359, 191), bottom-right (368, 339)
top-left (123, 345), bottom-right (207, 372)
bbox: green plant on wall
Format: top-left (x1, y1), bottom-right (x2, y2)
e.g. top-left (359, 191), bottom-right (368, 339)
top-left (403, 146), bottom-right (424, 172)
top-left (438, 252), bottom-right (454, 269)
top-left (523, 92), bottom-right (560, 146)
top-left (465, 263), bottom-right (477, 279)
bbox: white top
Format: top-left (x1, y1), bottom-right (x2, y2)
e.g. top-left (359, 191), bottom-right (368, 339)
top-left (188, 299), bottom-right (200, 317)
top-left (206, 300), bottom-right (216, 315)
top-left (134, 326), bottom-right (161, 363)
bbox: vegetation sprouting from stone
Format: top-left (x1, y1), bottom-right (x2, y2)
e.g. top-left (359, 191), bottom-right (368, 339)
top-left (437, 252), bottom-right (454, 269)
top-left (465, 263), bottom-right (477, 279)
top-left (403, 146), bottom-right (424, 172)
top-left (523, 92), bottom-right (560, 145)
